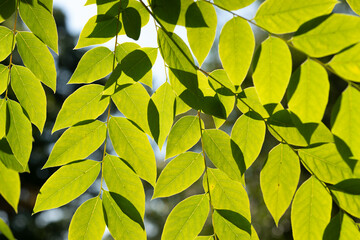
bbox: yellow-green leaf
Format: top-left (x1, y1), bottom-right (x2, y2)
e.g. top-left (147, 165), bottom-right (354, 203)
top-left (53, 84), bottom-right (110, 133)
top-left (0, 0), bottom-right (16, 23)
top-left (0, 218), bottom-right (15, 240)
top-left (292, 14), bottom-right (360, 57)
top-left (68, 197), bottom-right (105, 240)
top-left (162, 194), bottom-right (209, 240)
top-left (260, 144), bottom-right (300, 226)
top-left (44, 120), bottom-right (106, 168)
top-left (11, 65), bottom-right (47, 133)
top-left (0, 26), bottom-right (13, 61)
top-left (255, 0), bottom-right (337, 34)
top-left (323, 211), bottom-right (360, 240)
top-left (288, 59), bottom-right (329, 123)
top-left (0, 64), bottom-right (8, 95)
top-left (291, 176), bottom-right (332, 240)
top-left (331, 189), bottom-right (360, 218)
top-left (0, 99), bottom-right (6, 139)
top-left (214, 0), bottom-right (255, 11)
top-left (19, 0), bottom-right (58, 53)
top-left (109, 117), bottom-right (156, 186)
top-left (69, 46), bottom-right (114, 84)
top-left (154, 152), bottom-right (204, 199)
top-left (219, 17), bottom-right (254, 86)
top-left (213, 209), bottom-right (251, 240)
top-left (103, 155), bottom-right (145, 218)
top-left (34, 160), bottom-right (100, 213)
top-left (253, 36), bottom-right (292, 105)
top-left (16, 32), bottom-right (56, 92)
top-left (166, 116), bottom-right (202, 159)
top-left (347, 0), bottom-right (360, 15)
top-left (0, 161), bottom-right (20, 212)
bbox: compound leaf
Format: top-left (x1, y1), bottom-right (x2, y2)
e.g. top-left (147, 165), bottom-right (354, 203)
top-left (0, 26), bottom-right (13, 61)
top-left (0, 161), bottom-right (20, 212)
top-left (213, 209), bottom-right (251, 240)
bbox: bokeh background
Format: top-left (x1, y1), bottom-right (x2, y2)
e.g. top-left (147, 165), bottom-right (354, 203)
top-left (0, 0), bottom-right (357, 239)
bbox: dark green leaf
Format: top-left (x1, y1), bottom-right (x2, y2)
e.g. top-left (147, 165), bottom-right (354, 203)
top-left (0, 0), bottom-right (16, 23)
top-left (122, 7), bottom-right (141, 40)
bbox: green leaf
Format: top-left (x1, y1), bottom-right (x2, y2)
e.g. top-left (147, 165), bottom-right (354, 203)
top-left (231, 111), bottom-right (266, 169)
top-left (0, 26), bottom-right (13, 61)
top-left (165, 115), bottom-right (202, 159)
top-left (11, 65), bottom-right (46, 133)
top-left (213, 210), bottom-right (251, 240)
top-left (260, 144), bottom-right (300, 226)
top-left (329, 43), bottom-right (360, 82)
top-left (208, 69), bottom-right (235, 93)
top-left (69, 46), bottom-right (114, 84)
top-left (109, 117), bottom-right (156, 186)
top-left (298, 143), bottom-right (359, 184)
top-left (219, 17), bottom-right (254, 86)
top-left (68, 197), bottom-right (105, 240)
top-left (205, 168), bottom-right (251, 221)
top-left (214, 0), bottom-right (255, 11)
top-left (16, 31), bottom-right (56, 92)
top-left (203, 129), bottom-right (245, 183)
top-left (150, 82), bottom-right (176, 149)
top-left (0, 64), bottom-right (8, 95)
top-left (33, 160), bottom-right (101, 213)
top-left (154, 152), bottom-right (204, 198)
top-left (347, 0), bottom-right (360, 15)
top-left (291, 176), bottom-right (332, 240)
top-left (161, 194), bottom-right (209, 240)
top-left (53, 84), bottom-right (110, 133)
top-left (195, 236), bottom-right (213, 240)
top-left (288, 59), bottom-right (329, 123)
top-left (0, 99), bottom-right (6, 139)
top-left (323, 211), bottom-right (360, 240)
top-left (122, 7), bottom-right (141, 40)
top-left (111, 82), bottom-right (151, 136)
top-left (6, 100), bottom-right (32, 172)
top-left (0, 161), bottom-right (20, 212)
top-left (253, 36), bottom-right (292, 105)
top-left (44, 120), bottom-right (106, 168)
top-left (151, 0), bottom-right (180, 32)
top-left (19, 0), bottom-right (58, 53)
top-left (186, 1), bottom-right (217, 66)
top-left (0, 138), bottom-right (24, 173)
top-left (115, 42), bottom-right (140, 62)
top-left (255, 0), bottom-right (337, 34)
top-left (0, 218), bottom-right (15, 240)
top-left (332, 85), bottom-right (360, 160)
top-left (102, 191), bottom-right (146, 240)
top-left (331, 189), bottom-right (360, 218)
top-left (75, 15), bottom-right (121, 49)
top-left (0, 0), bottom-right (16, 23)
top-left (103, 154), bottom-right (145, 218)
top-left (292, 14), bottom-right (360, 57)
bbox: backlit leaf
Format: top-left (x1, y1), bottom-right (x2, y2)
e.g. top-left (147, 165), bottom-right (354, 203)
top-left (111, 82), bottom-right (151, 135)
top-left (19, 0), bottom-right (58, 53)
top-left (154, 152), bottom-right (204, 198)
top-left (219, 17), bottom-right (254, 86)
top-left (231, 111), bottom-right (266, 169)
top-left (0, 64), bottom-right (8, 95)
top-left (205, 168), bottom-right (251, 221)
top-left (53, 84), bottom-right (110, 133)
top-left (44, 120), bottom-right (106, 168)
top-left (255, 0), bottom-right (336, 34)
top-left (213, 210), bottom-right (251, 240)
top-left (166, 116), bottom-right (202, 159)
top-left (332, 86), bottom-right (360, 160)
top-left (253, 36), bottom-right (292, 105)
top-left (69, 46), bottom-right (114, 84)
top-left (329, 43), bottom-right (360, 82)
top-left (33, 160), bottom-right (101, 213)
top-left (292, 14), bottom-right (360, 57)
top-left (236, 87), bottom-right (273, 118)
top-left (0, 99), bottom-right (6, 139)
top-left (0, 26), bottom-right (12, 61)
top-left (109, 117), bottom-right (156, 186)
top-left (75, 15), bottom-right (121, 49)
top-left (331, 189), bottom-right (360, 218)
top-left (214, 0), bottom-right (255, 11)
top-left (122, 7), bottom-right (141, 40)
top-left (203, 129), bottom-right (245, 183)
top-left (347, 0), bottom-right (360, 15)
top-left (103, 155), bottom-right (145, 217)
top-left (11, 65), bottom-right (46, 133)
top-left (0, 0), bottom-right (16, 23)
top-left (0, 218), bottom-right (15, 240)
top-left (0, 161), bottom-right (20, 212)
top-left (161, 194), bottom-right (209, 240)
top-left (323, 211), bottom-right (360, 240)
top-left (186, 1), bottom-right (217, 66)
top-left (151, 0), bottom-right (181, 32)
top-left (115, 42), bottom-right (140, 62)
top-left (260, 144), bottom-right (300, 226)
top-left (291, 176), bottom-right (332, 240)
top-left (6, 100), bottom-right (32, 172)
top-left (68, 197), bottom-right (105, 240)
top-left (16, 32), bottom-right (56, 92)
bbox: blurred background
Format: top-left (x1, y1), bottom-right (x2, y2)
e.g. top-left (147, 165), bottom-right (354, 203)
top-left (0, 0), bottom-right (356, 239)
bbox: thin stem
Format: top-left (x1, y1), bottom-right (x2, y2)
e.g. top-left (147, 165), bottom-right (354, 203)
top-left (197, 111), bottom-right (217, 238)
top-left (5, 0), bottom-right (19, 100)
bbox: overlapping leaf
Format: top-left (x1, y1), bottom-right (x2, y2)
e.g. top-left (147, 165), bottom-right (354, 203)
top-left (213, 210), bottom-right (251, 240)
top-left (347, 0), bottom-right (360, 15)
top-left (0, 0), bottom-right (16, 23)
top-left (214, 0), bottom-right (255, 11)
